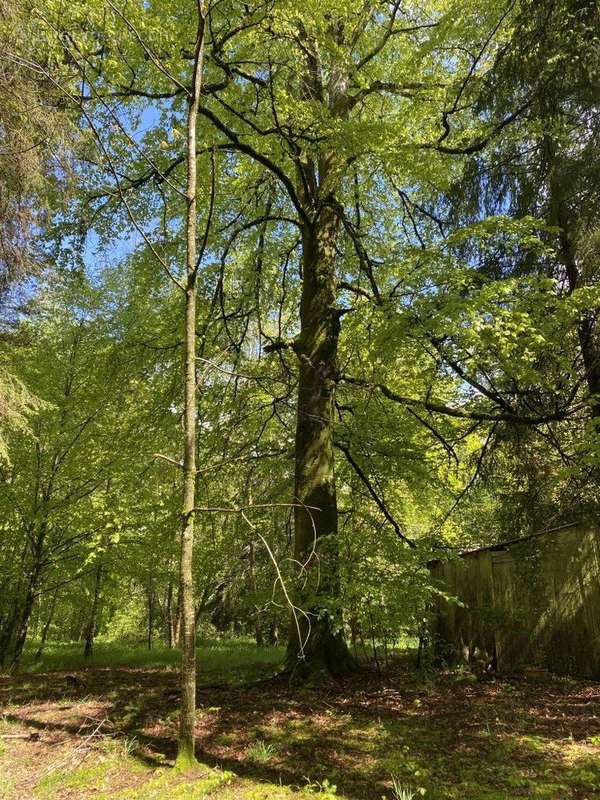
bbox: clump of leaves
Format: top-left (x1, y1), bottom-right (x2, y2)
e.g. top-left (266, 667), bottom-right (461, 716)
top-left (0, 365), bottom-right (44, 464)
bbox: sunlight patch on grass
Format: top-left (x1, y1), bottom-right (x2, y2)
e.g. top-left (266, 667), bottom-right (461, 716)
top-left (95, 765), bottom-right (234, 799)
top-left (0, 775), bottom-right (15, 800)
top-left (32, 745), bottom-right (149, 799)
top-left (35, 759), bottom-right (123, 798)
top-left (216, 777), bottom-right (341, 800)
top-left (16, 638), bottom-right (283, 684)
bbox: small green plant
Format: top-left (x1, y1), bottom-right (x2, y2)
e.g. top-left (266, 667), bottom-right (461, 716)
top-left (305, 777), bottom-right (338, 796)
top-left (95, 733), bottom-right (139, 761)
top-left (117, 735), bottom-right (138, 757)
top-left (246, 739), bottom-right (277, 763)
top-left (390, 775), bottom-right (426, 800)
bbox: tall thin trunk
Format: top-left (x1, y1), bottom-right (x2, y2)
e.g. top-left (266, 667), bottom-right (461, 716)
top-left (84, 562), bottom-right (103, 660)
top-left (166, 578), bottom-right (176, 648)
top-left (147, 579), bottom-right (154, 651)
top-left (248, 540), bottom-right (263, 646)
top-left (268, 618), bottom-right (279, 647)
top-left (177, 1), bottom-right (206, 768)
top-left (35, 590), bottom-right (57, 660)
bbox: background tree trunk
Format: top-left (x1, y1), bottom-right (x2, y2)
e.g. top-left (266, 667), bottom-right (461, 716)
top-left (9, 525), bottom-right (46, 669)
top-left (147, 578), bottom-right (154, 651)
top-left (546, 138), bottom-right (600, 422)
top-left (35, 590), bottom-right (58, 660)
top-left (84, 562), bottom-right (103, 660)
top-left (166, 579), bottom-right (176, 648)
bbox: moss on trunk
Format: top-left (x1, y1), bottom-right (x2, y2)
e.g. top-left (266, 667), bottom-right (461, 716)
top-left (285, 206), bottom-right (356, 680)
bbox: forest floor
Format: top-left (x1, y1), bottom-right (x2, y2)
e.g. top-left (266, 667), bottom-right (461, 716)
top-left (1, 642), bottom-right (600, 800)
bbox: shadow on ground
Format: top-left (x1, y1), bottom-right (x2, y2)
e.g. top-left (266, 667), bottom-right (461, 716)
top-left (1, 658), bottom-right (600, 799)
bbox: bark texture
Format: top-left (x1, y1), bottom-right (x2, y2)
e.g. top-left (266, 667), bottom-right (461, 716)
top-left (285, 208), bottom-right (356, 680)
top-left (284, 29), bottom-right (358, 680)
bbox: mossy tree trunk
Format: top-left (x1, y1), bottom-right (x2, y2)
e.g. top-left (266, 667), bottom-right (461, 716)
top-left (283, 29), bottom-right (359, 680)
top-left (285, 198), bottom-right (356, 680)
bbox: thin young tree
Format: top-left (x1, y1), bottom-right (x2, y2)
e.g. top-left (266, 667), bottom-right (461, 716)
top-left (178, 0), bottom-right (209, 765)
top-left (15, 0), bottom-right (213, 762)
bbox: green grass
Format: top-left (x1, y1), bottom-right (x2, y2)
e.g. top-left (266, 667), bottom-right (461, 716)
top-left (245, 739), bottom-right (278, 764)
top-left (15, 638), bottom-right (283, 682)
top-left (13, 635), bottom-right (418, 678)
top-left (33, 760), bottom-right (340, 800)
top-left (94, 764), bottom-right (234, 800)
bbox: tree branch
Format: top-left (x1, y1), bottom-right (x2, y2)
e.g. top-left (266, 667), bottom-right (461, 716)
top-left (335, 441), bottom-right (416, 548)
top-left (197, 106), bottom-right (309, 224)
top-left (339, 373), bottom-right (571, 424)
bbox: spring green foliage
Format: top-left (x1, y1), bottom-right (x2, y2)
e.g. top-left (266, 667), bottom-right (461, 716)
top-left (0, 0), bottom-right (75, 462)
top-left (0, 0), bottom-right (598, 700)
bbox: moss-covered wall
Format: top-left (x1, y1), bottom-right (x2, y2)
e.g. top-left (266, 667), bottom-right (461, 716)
top-left (430, 524), bottom-right (600, 678)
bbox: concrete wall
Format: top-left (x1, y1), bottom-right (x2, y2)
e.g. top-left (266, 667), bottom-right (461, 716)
top-left (430, 524), bottom-right (600, 678)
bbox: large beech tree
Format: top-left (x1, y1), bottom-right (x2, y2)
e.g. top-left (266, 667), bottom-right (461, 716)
top-left (5, 0), bottom-right (595, 704)
top-left (184, 0), bottom-right (570, 676)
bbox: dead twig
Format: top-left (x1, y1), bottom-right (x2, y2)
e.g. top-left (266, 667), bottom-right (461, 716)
top-left (36, 717), bottom-right (111, 780)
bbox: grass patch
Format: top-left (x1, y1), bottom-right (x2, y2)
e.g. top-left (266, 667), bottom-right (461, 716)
top-left (95, 765), bottom-right (234, 799)
top-left (245, 739), bottom-right (278, 763)
top-left (14, 638), bottom-right (283, 684)
top-left (35, 761), bottom-right (118, 798)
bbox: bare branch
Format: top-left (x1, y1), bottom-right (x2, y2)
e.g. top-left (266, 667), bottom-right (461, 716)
top-left (335, 441), bottom-right (416, 548)
top-left (339, 373), bottom-right (573, 424)
top-left (153, 453), bottom-right (184, 468)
